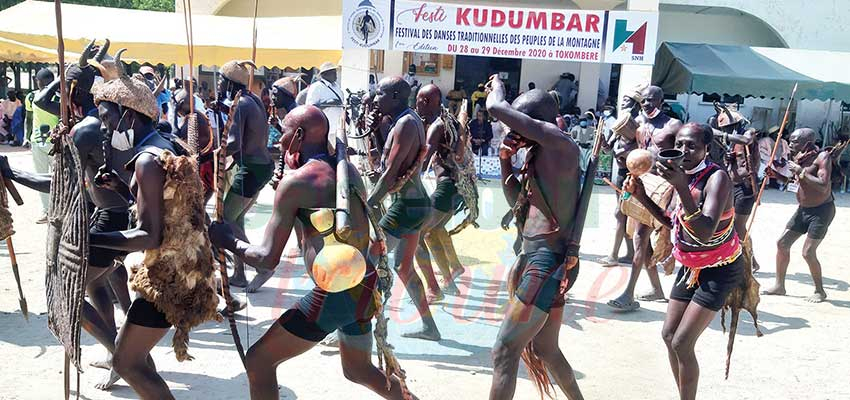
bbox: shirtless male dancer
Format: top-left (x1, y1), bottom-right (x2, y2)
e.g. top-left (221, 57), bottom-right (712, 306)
top-left (367, 76), bottom-right (441, 341)
top-left (414, 84), bottom-right (466, 299)
top-left (763, 128), bottom-right (835, 303)
top-left (209, 105), bottom-right (413, 400)
top-left (609, 85), bottom-right (682, 311)
top-left (486, 75), bottom-right (583, 400)
top-left (0, 49), bottom-right (134, 388)
top-left (87, 75), bottom-right (185, 399)
top-left (598, 89), bottom-right (640, 266)
top-left (214, 60), bottom-right (275, 292)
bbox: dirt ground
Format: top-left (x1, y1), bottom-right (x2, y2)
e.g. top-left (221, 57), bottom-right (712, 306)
top-left (1, 146), bottom-right (849, 400)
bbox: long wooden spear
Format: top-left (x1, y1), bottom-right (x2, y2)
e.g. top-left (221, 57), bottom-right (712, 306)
top-left (247, 0), bottom-right (259, 92)
top-left (1, 176), bottom-right (27, 322)
top-left (182, 0), bottom-right (198, 154)
top-left (54, 0), bottom-right (68, 128)
top-left (54, 2), bottom-right (79, 399)
top-left (744, 83), bottom-right (798, 242)
top-left (214, 90), bottom-right (247, 367)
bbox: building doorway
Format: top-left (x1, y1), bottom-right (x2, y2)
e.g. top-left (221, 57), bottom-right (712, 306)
top-left (454, 55), bottom-right (521, 109)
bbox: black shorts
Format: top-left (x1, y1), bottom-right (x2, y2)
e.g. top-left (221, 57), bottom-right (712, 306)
top-left (126, 297), bottom-right (171, 328)
top-left (786, 201), bottom-right (836, 240)
top-left (379, 196), bottom-right (431, 238)
top-left (733, 183), bottom-right (756, 215)
top-left (88, 209), bottom-right (130, 268)
top-left (278, 271), bottom-right (377, 342)
top-left (229, 161), bottom-right (274, 198)
top-left (514, 249), bottom-right (579, 312)
top-left (670, 255), bottom-right (743, 312)
top-left (432, 179), bottom-right (463, 213)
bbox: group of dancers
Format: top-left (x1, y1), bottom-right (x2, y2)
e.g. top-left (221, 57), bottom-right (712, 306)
top-left (0, 38), bottom-right (840, 400)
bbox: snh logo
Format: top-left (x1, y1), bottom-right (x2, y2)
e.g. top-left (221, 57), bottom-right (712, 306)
top-left (347, 0), bottom-right (385, 47)
top-left (612, 18), bottom-right (648, 56)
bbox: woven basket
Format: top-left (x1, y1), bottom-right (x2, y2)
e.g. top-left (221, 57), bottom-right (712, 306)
top-left (621, 173), bottom-right (674, 229)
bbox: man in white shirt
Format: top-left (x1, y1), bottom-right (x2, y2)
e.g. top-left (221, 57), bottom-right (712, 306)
top-left (306, 62), bottom-right (343, 108)
top-left (306, 62), bottom-right (344, 137)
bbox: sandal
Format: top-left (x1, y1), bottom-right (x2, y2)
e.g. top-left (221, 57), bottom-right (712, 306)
top-left (607, 299), bottom-right (640, 312)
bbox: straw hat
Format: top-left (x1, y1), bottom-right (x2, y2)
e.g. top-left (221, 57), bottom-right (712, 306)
top-left (92, 75), bottom-right (160, 120)
top-left (626, 84), bottom-right (646, 103)
top-left (319, 62), bottom-right (337, 74)
top-left (273, 76), bottom-right (301, 96)
top-left (220, 60), bottom-right (257, 86)
top-left (768, 125), bottom-right (781, 135)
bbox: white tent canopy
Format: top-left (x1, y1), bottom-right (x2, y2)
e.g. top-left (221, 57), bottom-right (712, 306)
top-left (0, 0), bottom-right (342, 67)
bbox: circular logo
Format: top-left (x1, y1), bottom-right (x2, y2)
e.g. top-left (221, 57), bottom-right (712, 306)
top-left (347, 3), bottom-right (384, 47)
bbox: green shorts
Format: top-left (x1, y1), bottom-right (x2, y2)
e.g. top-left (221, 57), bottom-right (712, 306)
top-left (229, 161), bottom-right (274, 198)
top-left (432, 179), bottom-right (464, 213)
top-left (380, 196), bottom-right (431, 238)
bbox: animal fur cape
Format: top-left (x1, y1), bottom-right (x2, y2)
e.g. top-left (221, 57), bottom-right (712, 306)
top-left (129, 151), bottom-right (222, 361)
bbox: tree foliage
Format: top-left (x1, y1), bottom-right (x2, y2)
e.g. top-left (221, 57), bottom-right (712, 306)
top-left (1, 0), bottom-right (174, 12)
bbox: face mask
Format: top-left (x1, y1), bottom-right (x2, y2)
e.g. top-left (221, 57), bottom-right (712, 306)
top-left (110, 110), bottom-right (135, 151)
top-left (642, 107), bottom-right (661, 120)
top-left (685, 159), bottom-right (707, 175)
top-left (284, 130), bottom-right (303, 170)
top-left (111, 128), bottom-right (134, 151)
top-left (579, 121), bottom-right (588, 128)
top-left (603, 110), bottom-right (612, 117)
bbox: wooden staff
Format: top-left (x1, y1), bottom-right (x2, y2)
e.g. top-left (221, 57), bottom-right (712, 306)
top-left (1, 177), bottom-right (27, 321)
top-left (247, 0), bottom-right (259, 92)
top-left (182, 0), bottom-right (198, 154)
top-left (214, 90), bottom-right (247, 367)
top-left (53, 2), bottom-right (81, 399)
top-left (54, 0), bottom-right (68, 128)
top-left (745, 83), bottom-right (798, 242)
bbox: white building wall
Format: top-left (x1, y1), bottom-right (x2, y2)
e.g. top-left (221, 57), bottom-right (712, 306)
top-left (665, 0), bottom-right (850, 51)
top-left (658, 10), bottom-right (786, 47)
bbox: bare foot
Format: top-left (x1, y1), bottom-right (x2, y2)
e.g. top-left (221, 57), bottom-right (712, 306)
top-left (94, 368), bottom-right (120, 391)
top-left (636, 291), bottom-right (666, 302)
top-left (441, 280), bottom-right (461, 296)
top-left (245, 269), bottom-right (275, 293)
top-left (426, 291), bottom-right (445, 304)
top-left (806, 291), bottom-right (827, 303)
top-left (229, 273), bottom-right (248, 288)
top-left (761, 285), bottom-right (786, 296)
top-left (401, 326), bottom-right (441, 341)
top-left (319, 333), bottom-right (340, 348)
top-left (89, 358), bottom-right (111, 370)
top-left (285, 247), bottom-right (302, 259)
top-left (450, 266), bottom-right (465, 282)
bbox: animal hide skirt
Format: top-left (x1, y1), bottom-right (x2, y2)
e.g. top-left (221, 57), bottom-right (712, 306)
top-left (129, 151), bottom-right (222, 361)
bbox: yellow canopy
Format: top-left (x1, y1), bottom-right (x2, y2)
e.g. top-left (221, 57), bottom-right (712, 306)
top-left (0, 0), bottom-right (342, 68)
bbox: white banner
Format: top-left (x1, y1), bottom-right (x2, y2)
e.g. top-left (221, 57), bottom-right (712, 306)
top-left (340, 0), bottom-right (660, 65)
top-left (603, 11), bottom-right (659, 65)
top-left (342, 0), bottom-right (391, 50)
top-left (392, 1), bottom-right (606, 62)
